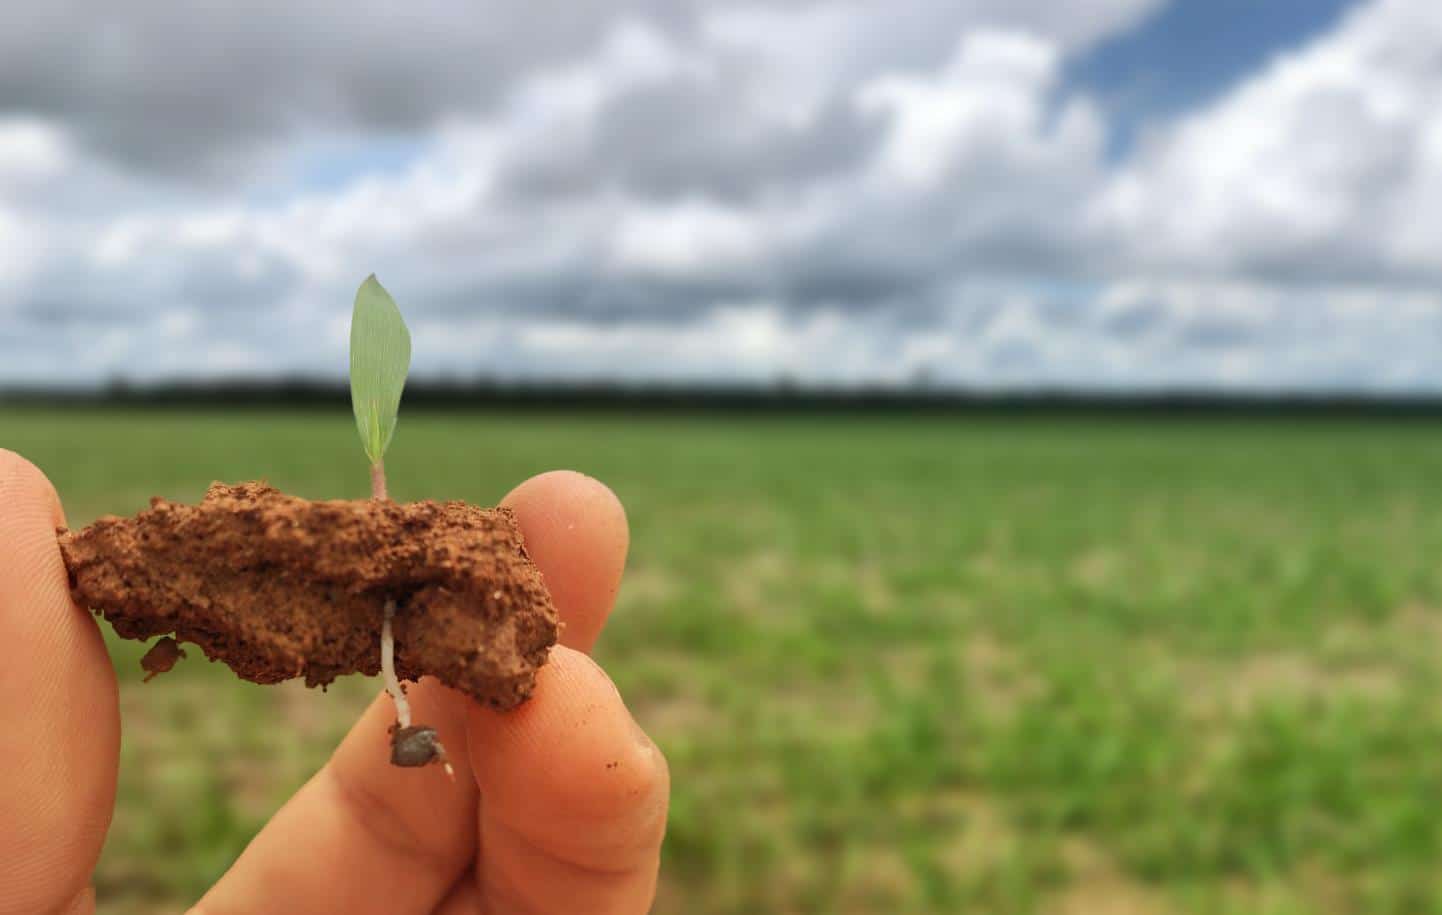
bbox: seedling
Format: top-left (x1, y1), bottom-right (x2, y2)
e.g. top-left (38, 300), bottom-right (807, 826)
top-left (350, 274), bottom-right (409, 502)
top-left (57, 275), bottom-right (560, 772)
top-left (350, 275), bottom-right (451, 773)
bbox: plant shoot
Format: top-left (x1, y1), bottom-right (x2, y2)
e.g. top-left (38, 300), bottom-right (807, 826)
top-left (349, 274), bottom-right (450, 774)
top-left (350, 273), bottom-right (412, 499)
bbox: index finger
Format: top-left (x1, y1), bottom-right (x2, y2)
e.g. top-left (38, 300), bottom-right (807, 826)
top-left (0, 450), bottom-right (120, 915)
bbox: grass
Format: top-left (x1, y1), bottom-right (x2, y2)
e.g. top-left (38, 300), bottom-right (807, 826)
top-left (6, 405), bottom-right (1442, 914)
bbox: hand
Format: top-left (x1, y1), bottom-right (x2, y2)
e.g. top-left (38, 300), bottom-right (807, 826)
top-left (0, 450), bottom-right (669, 915)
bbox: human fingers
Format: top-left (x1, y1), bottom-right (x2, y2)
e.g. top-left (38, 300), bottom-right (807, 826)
top-left (469, 647), bottom-right (668, 915)
top-left (500, 471), bottom-right (629, 654)
top-left (193, 470), bottom-right (631, 914)
top-left (0, 450), bottom-right (120, 915)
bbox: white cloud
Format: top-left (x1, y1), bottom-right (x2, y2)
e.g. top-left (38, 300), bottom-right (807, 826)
top-left (9, 0), bottom-right (1442, 392)
top-left (1094, 0), bottom-right (1442, 284)
top-left (0, 119), bottom-right (68, 184)
top-left (610, 200), bottom-right (761, 276)
top-left (859, 30), bottom-right (1063, 187)
top-left (0, 0), bottom-right (1160, 179)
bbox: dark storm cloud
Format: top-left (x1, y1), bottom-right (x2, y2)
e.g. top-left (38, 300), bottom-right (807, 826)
top-left (510, 90), bottom-right (880, 203)
top-left (421, 270), bottom-right (759, 323)
top-left (0, 0), bottom-right (707, 177)
top-left (0, 0), bottom-right (1156, 179)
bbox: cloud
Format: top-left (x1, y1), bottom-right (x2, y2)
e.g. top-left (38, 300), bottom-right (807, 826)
top-left (0, 0), bottom-right (1157, 180)
top-left (0, 120), bottom-right (69, 185)
top-left (0, 1), bottom-right (698, 179)
top-left (1093, 0), bottom-right (1442, 286)
top-left (8, 0), bottom-right (1442, 391)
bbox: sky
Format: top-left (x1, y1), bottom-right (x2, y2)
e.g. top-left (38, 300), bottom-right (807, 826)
top-left (6, 0), bottom-right (1442, 392)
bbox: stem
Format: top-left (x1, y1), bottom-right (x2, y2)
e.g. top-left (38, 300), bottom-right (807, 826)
top-left (371, 460), bottom-right (412, 728)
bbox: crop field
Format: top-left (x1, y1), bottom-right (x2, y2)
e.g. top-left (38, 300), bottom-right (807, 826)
top-left (6, 406), bottom-right (1442, 914)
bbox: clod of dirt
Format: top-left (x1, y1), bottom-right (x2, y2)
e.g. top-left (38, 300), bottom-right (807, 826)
top-left (58, 482), bottom-right (559, 710)
top-left (140, 636), bottom-right (187, 683)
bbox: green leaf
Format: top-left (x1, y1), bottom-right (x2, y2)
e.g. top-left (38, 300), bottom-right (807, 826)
top-left (349, 274), bottom-right (411, 465)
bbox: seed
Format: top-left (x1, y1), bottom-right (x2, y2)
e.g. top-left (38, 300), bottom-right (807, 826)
top-left (390, 724), bottom-right (444, 767)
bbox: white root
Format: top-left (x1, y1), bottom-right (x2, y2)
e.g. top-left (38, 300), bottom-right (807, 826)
top-left (380, 599), bottom-right (411, 728)
top-left (382, 597), bottom-right (454, 778)
top-left (373, 462), bottom-right (452, 776)
top-left (373, 464), bottom-right (412, 729)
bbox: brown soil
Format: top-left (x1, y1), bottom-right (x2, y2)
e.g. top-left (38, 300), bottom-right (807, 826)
top-left (58, 482), bottom-right (559, 710)
top-left (139, 636), bottom-right (186, 683)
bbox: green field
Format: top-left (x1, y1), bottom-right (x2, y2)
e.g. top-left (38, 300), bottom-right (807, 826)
top-left (6, 406), bottom-right (1442, 914)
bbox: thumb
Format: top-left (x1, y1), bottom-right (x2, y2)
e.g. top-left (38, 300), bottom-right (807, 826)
top-left (0, 451), bottom-right (120, 915)
top-left (467, 646), bottom-right (669, 914)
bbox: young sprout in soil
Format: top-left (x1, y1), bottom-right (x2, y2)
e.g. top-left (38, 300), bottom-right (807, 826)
top-left (350, 274), bottom-right (452, 777)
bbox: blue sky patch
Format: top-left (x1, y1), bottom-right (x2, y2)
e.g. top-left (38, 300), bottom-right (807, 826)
top-left (1069, 0), bottom-right (1364, 158)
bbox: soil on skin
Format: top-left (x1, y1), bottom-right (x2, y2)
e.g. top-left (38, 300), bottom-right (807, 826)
top-left (58, 482), bottom-right (559, 710)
